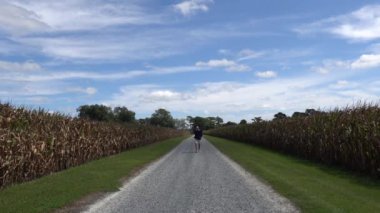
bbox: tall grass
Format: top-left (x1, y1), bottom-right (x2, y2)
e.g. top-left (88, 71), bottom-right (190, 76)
top-left (0, 103), bottom-right (185, 188)
top-left (207, 103), bottom-right (380, 177)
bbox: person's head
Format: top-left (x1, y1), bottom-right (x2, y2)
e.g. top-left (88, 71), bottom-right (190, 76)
top-left (195, 125), bottom-right (200, 130)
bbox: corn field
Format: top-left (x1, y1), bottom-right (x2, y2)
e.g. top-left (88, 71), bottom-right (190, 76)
top-left (207, 104), bottom-right (380, 178)
top-left (0, 103), bottom-right (185, 188)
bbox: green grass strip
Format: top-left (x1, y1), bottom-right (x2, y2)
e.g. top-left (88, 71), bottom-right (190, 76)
top-left (0, 136), bottom-right (186, 213)
top-left (206, 136), bottom-right (380, 213)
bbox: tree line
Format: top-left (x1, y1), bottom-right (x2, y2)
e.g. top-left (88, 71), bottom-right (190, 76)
top-left (77, 105), bottom-right (177, 128)
top-left (77, 104), bottom-right (322, 130)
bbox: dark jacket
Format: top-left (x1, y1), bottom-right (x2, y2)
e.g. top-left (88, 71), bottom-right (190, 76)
top-left (194, 129), bottom-right (203, 140)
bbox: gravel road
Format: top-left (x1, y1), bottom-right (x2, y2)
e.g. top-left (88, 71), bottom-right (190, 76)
top-left (84, 137), bottom-right (298, 213)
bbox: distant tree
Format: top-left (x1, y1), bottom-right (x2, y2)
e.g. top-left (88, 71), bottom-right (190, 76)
top-left (252, 117), bottom-right (263, 123)
top-left (273, 112), bottom-right (287, 120)
top-left (138, 118), bottom-right (151, 125)
top-left (113, 106), bottom-right (135, 123)
top-left (186, 115), bottom-right (225, 130)
top-left (215, 116), bottom-right (224, 126)
top-left (150, 108), bottom-right (175, 128)
top-left (224, 121), bottom-right (237, 126)
top-left (239, 119), bottom-right (248, 125)
top-left (292, 112), bottom-right (307, 118)
top-left (206, 117), bottom-right (218, 129)
top-left (77, 104), bottom-right (113, 121)
top-left (191, 116), bottom-right (207, 129)
top-left (305, 108), bottom-right (321, 116)
top-left (174, 118), bottom-right (189, 130)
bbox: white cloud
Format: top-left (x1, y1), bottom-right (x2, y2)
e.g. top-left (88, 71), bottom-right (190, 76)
top-left (174, 0), bottom-right (213, 16)
top-left (0, 60), bottom-right (42, 72)
top-left (351, 54), bottom-right (380, 69)
top-left (226, 64), bottom-right (250, 72)
top-left (196, 58), bottom-right (250, 72)
top-left (12, 24), bottom-right (256, 62)
top-left (311, 59), bottom-right (350, 74)
top-left (255, 71), bottom-right (277, 78)
top-left (0, 2), bottom-right (47, 35)
top-left (196, 59), bottom-right (235, 67)
top-left (311, 54), bottom-right (380, 75)
top-left (144, 90), bottom-right (188, 102)
top-left (311, 67), bottom-right (330, 74)
top-left (218, 49), bottom-right (232, 55)
top-left (105, 76), bottom-right (379, 121)
top-left (330, 5), bottom-right (380, 41)
top-left (68, 87), bottom-right (97, 95)
top-left (85, 87), bottom-right (97, 95)
top-left (17, 29), bottom-right (187, 61)
top-left (296, 4), bottom-right (380, 41)
top-left (0, 65), bottom-right (209, 82)
top-left (237, 49), bottom-right (265, 61)
top-left (1, 0), bottom-right (164, 34)
top-left (329, 80), bottom-right (353, 89)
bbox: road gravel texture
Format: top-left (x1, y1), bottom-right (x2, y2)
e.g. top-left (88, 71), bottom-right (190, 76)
top-left (85, 137), bottom-right (298, 213)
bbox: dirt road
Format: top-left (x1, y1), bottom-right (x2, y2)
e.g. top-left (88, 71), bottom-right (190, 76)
top-left (85, 137), bottom-right (298, 213)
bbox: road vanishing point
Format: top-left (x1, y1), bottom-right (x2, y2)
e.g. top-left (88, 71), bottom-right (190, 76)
top-left (85, 137), bottom-right (298, 213)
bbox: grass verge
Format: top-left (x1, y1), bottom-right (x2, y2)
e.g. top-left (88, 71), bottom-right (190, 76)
top-left (206, 136), bottom-right (380, 213)
top-left (0, 136), bottom-right (186, 213)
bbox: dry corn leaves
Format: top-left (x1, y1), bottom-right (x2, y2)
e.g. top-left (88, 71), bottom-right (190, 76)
top-left (208, 104), bottom-right (380, 178)
top-left (0, 103), bottom-right (185, 188)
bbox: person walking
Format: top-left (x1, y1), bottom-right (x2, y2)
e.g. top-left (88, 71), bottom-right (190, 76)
top-left (193, 126), bottom-right (203, 153)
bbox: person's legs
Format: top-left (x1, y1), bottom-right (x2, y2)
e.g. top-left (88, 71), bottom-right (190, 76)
top-left (193, 139), bottom-right (198, 152)
top-left (198, 139), bottom-right (201, 151)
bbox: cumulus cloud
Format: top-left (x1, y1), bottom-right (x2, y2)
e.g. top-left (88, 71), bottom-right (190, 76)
top-left (296, 4), bottom-right (380, 41)
top-left (105, 77), bottom-right (379, 121)
top-left (196, 58), bottom-right (250, 72)
top-left (310, 54), bottom-right (380, 75)
top-left (143, 90), bottom-right (189, 102)
top-left (0, 60), bottom-right (42, 72)
top-left (312, 54), bottom-right (380, 75)
top-left (174, 0), bottom-right (213, 16)
top-left (255, 71), bottom-right (277, 78)
top-left (351, 54), bottom-right (380, 69)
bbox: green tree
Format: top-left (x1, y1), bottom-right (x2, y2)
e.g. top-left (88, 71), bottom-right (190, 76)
top-left (215, 116), bottom-right (224, 126)
top-left (186, 116), bottom-right (225, 130)
top-left (224, 121), bottom-right (237, 126)
top-left (305, 108), bottom-right (322, 116)
top-left (191, 116), bottom-right (207, 129)
top-left (174, 118), bottom-right (188, 130)
top-left (292, 112), bottom-right (307, 118)
top-left (239, 119), bottom-right (247, 125)
top-left (138, 118), bottom-right (150, 125)
top-left (150, 108), bottom-right (175, 128)
top-left (77, 104), bottom-right (113, 121)
top-left (113, 106), bottom-right (135, 123)
top-left (252, 117), bottom-right (263, 123)
top-left (273, 112), bottom-right (287, 120)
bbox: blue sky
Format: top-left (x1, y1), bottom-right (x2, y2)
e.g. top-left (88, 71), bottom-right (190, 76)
top-left (1, 0), bottom-right (380, 122)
